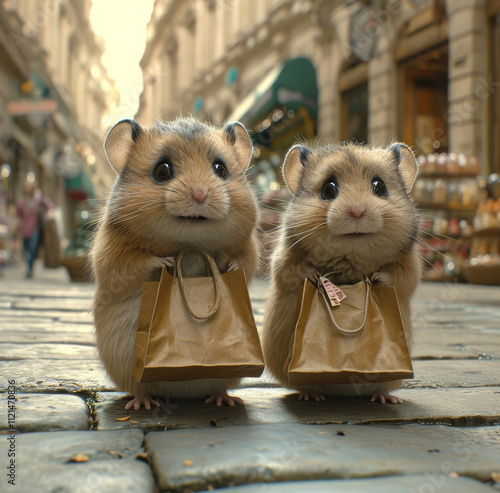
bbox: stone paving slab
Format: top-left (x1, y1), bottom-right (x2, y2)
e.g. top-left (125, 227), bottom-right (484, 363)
top-left (412, 328), bottom-right (500, 359)
top-left (0, 429), bottom-right (155, 493)
top-left (0, 321), bottom-right (93, 332)
top-left (0, 393), bottom-right (90, 432)
top-left (57, 312), bottom-right (94, 324)
top-left (1, 329), bottom-right (94, 345)
top-left (3, 358), bottom-right (499, 396)
top-left (404, 360), bottom-right (500, 388)
top-left (208, 476), bottom-right (497, 493)
top-left (0, 285), bottom-right (93, 299)
top-left (145, 423), bottom-right (500, 492)
top-left (13, 298), bottom-right (91, 311)
top-left (415, 318), bottom-right (500, 331)
top-left (0, 359), bottom-right (114, 393)
top-left (0, 308), bottom-right (92, 323)
top-left (0, 342), bottom-right (97, 360)
top-left (0, 295), bottom-right (32, 304)
top-left (94, 387), bottom-right (500, 431)
top-left (413, 281), bottom-right (500, 303)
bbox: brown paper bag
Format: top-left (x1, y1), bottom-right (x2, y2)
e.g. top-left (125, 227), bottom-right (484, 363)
top-left (134, 249), bottom-right (264, 383)
top-left (287, 279), bottom-right (413, 386)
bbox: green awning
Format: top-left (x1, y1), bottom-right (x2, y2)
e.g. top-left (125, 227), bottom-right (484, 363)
top-left (65, 169), bottom-right (95, 201)
top-left (230, 57), bottom-right (318, 128)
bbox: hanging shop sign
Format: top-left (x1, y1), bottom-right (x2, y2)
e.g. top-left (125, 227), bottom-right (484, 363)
top-left (7, 98), bottom-right (57, 116)
top-left (349, 6), bottom-right (380, 63)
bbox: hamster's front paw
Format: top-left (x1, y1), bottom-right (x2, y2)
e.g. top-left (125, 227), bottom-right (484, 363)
top-left (291, 260), bottom-right (320, 284)
top-left (205, 389), bottom-right (244, 407)
top-left (227, 260), bottom-right (240, 272)
top-left (370, 271), bottom-right (392, 286)
top-left (157, 256), bottom-right (175, 268)
top-left (371, 392), bottom-right (403, 405)
top-left (125, 394), bottom-right (160, 411)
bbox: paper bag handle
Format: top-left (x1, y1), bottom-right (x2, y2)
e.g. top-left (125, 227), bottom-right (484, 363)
top-left (320, 280), bottom-right (370, 336)
top-left (176, 248), bottom-right (222, 320)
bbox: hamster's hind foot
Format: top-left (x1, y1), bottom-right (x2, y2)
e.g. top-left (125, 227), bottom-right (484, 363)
top-left (298, 391), bottom-right (325, 402)
top-left (371, 392), bottom-right (403, 404)
top-left (205, 390), bottom-right (244, 407)
top-left (125, 394), bottom-right (161, 411)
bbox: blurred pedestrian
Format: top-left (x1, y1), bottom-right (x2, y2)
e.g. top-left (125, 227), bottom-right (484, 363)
top-left (16, 181), bottom-right (54, 278)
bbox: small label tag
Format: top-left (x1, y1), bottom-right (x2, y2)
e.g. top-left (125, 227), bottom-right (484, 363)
top-left (319, 277), bottom-right (346, 307)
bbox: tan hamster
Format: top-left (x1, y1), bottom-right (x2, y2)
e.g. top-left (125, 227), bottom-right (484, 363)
top-left (262, 142), bottom-right (422, 404)
top-left (91, 117), bottom-right (260, 410)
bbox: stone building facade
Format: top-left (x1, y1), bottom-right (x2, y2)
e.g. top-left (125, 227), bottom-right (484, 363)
top-left (0, 0), bottom-right (118, 238)
top-left (137, 0), bottom-right (499, 192)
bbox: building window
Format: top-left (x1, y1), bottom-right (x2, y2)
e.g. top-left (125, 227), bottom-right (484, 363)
top-left (341, 82), bottom-right (368, 144)
top-left (399, 43), bottom-right (449, 156)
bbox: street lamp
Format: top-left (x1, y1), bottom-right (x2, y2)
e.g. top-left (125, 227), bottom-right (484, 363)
top-left (0, 164), bottom-right (10, 179)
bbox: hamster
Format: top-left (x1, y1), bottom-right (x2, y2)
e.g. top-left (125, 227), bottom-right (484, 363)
top-left (91, 117), bottom-right (260, 410)
top-left (261, 141), bottom-right (422, 404)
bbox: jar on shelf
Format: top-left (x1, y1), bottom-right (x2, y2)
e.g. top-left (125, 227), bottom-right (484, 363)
top-left (447, 153), bottom-right (459, 174)
top-left (432, 179), bottom-right (448, 204)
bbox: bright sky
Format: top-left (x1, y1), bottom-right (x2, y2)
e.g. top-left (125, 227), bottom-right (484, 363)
top-left (90, 0), bottom-right (156, 127)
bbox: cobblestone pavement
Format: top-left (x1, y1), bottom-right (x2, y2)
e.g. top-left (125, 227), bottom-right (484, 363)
top-left (1, 261), bottom-right (499, 492)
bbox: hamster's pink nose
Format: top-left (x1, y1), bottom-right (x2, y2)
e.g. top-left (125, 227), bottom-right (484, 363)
top-left (350, 208), bottom-right (366, 219)
top-left (192, 187), bottom-right (208, 203)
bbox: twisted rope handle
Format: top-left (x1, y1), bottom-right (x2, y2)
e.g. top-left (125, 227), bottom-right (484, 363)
top-left (176, 248), bottom-right (222, 320)
top-left (318, 276), bottom-right (370, 336)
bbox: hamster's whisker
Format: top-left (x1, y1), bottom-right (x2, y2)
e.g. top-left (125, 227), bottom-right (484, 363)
top-left (420, 231), bottom-right (466, 247)
top-left (417, 252), bottom-right (436, 272)
top-left (109, 203), bottom-right (164, 222)
top-left (226, 187), bottom-right (248, 193)
top-left (289, 227), bottom-right (327, 249)
top-left (416, 238), bottom-right (453, 260)
top-left (296, 201), bottom-right (332, 213)
top-left (175, 176), bottom-right (190, 191)
top-left (280, 220), bottom-right (324, 231)
top-left (381, 197), bottom-right (410, 208)
top-left (107, 202), bottom-right (165, 217)
top-left (284, 226), bottom-right (326, 240)
top-left (286, 223), bottom-right (328, 247)
top-left (259, 204), bottom-right (284, 213)
top-left (260, 220), bottom-right (282, 228)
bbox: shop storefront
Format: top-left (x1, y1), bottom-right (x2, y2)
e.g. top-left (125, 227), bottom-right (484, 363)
top-left (230, 56), bottom-right (318, 197)
top-left (490, 0), bottom-right (500, 174)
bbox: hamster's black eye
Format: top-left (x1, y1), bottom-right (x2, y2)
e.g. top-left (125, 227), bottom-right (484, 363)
top-left (372, 176), bottom-right (389, 198)
top-left (153, 162), bottom-right (173, 182)
top-left (213, 160), bottom-right (228, 179)
top-left (321, 179), bottom-right (339, 201)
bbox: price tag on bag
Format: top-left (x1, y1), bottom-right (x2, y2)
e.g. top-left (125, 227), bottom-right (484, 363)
top-left (319, 276), bottom-right (346, 307)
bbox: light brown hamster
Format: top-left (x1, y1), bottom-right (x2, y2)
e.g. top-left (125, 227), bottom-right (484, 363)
top-left (262, 142), bottom-right (422, 404)
top-left (91, 117), bottom-right (260, 410)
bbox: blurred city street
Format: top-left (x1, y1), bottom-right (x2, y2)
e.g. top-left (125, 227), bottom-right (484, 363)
top-left (1, 261), bottom-right (499, 492)
top-left (1, 0), bottom-right (500, 491)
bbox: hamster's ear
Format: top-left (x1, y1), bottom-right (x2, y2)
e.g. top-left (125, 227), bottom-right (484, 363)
top-left (283, 145), bottom-right (311, 195)
top-left (223, 121), bottom-right (253, 171)
top-left (388, 143), bottom-right (418, 192)
top-left (104, 119), bottom-right (143, 174)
